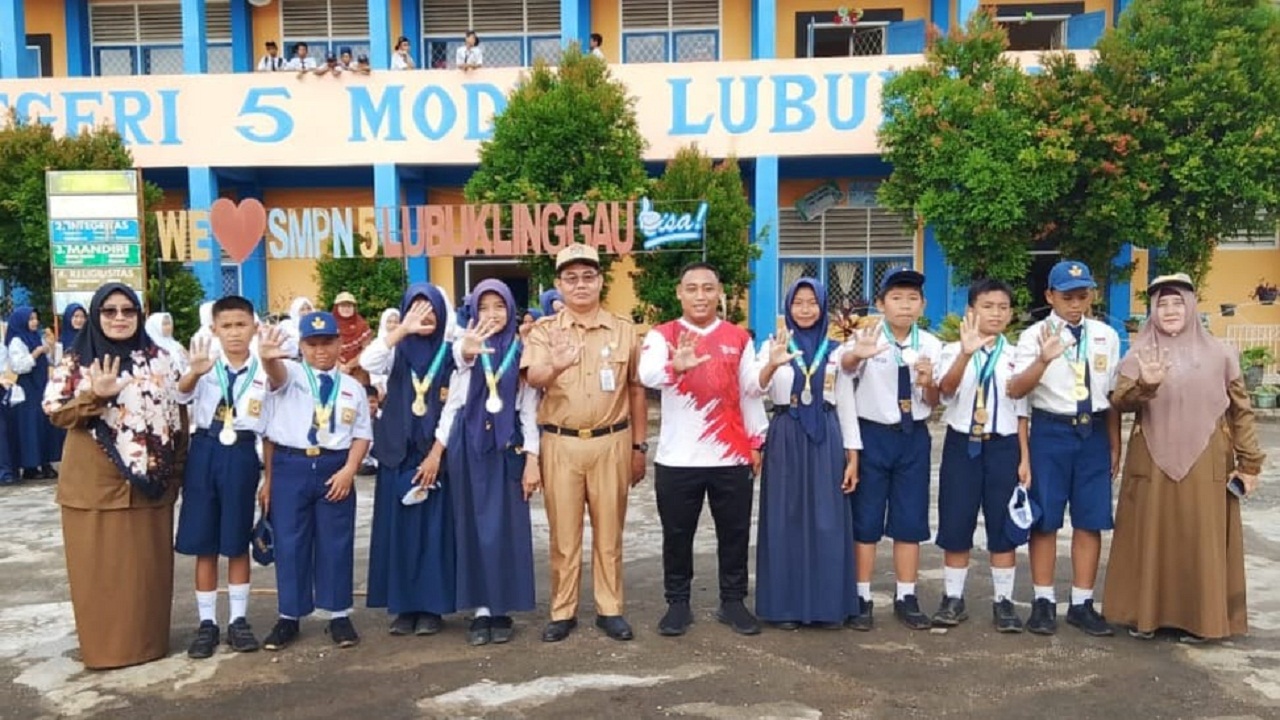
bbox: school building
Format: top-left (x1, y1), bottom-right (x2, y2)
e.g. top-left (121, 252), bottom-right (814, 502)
top-left (1, 0), bottom-right (1276, 340)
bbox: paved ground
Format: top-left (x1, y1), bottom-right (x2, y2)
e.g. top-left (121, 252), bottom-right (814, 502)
top-left (2, 419), bottom-right (1279, 720)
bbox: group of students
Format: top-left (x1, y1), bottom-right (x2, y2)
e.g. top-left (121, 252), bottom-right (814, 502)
top-left (40, 249), bottom-right (1261, 671)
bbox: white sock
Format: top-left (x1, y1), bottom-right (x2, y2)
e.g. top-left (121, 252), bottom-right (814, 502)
top-left (196, 590), bottom-right (217, 624)
top-left (1033, 585), bottom-right (1056, 602)
top-left (228, 583), bottom-right (250, 621)
top-left (992, 567), bottom-right (1016, 602)
top-left (857, 583), bottom-right (872, 602)
top-left (329, 609), bottom-right (349, 619)
top-left (943, 567), bottom-right (968, 599)
top-left (1071, 586), bottom-right (1093, 605)
top-left (474, 606), bottom-right (491, 618)
top-left (895, 582), bottom-right (916, 601)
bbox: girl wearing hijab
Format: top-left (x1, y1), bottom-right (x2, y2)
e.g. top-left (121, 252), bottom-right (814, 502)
top-left (7, 307), bottom-right (59, 480)
top-left (145, 312), bottom-right (189, 374)
top-left (539, 289), bottom-right (564, 317)
top-left (371, 308), bottom-right (401, 395)
top-left (437, 279), bottom-right (539, 646)
top-left (279, 296), bottom-right (313, 359)
top-left (42, 283), bottom-right (187, 669)
top-left (1104, 273), bottom-right (1265, 643)
top-left (334, 292), bottom-right (373, 387)
top-left (753, 279), bottom-right (861, 628)
top-left (359, 283), bottom-right (458, 636)
top-left (192, 301), bottom-right (222, 360)
top-left (58, 303), bottom-right (87, 361)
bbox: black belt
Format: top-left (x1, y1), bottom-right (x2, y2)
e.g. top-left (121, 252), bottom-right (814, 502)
top-left (274, 445), bottom-right (347, 458)
top-left (540, 421), bottom-right (629, 439)
top-left (859, 418), bottom-right (925, 432)
top-left (1032, 408), bottom-right (1107, 427)
top-left (947, 426), bottom-right (1015, 442)
top-left (771, 402), bottom-right (835, 417)
top-left (195, 427), bottom-right (257, 444)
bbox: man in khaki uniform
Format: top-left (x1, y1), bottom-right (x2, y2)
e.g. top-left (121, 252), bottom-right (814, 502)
top-left (522, 244), bottom-right (648, 642)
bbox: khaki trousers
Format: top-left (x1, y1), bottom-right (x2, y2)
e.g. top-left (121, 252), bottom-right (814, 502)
top-left (540, 431), bottom-right (630, 620)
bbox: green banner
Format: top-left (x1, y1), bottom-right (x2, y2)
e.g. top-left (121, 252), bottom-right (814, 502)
top-left (52, 243), bottom-right (142, 268)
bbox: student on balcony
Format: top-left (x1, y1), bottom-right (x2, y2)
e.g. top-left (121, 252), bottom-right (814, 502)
top-left (287, 42), bottom-right (318, 73)
top-left (257, 41), bottom-right (286, 72)
top-left (392, 36), bottom-right (416, 70)
top-left (456, 32), bottom-right (483, 71)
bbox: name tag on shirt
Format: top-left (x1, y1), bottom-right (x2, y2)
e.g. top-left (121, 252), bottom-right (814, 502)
top-left (823, 367), bottom-right (837, 395)
top-left (1093, 354), bottom-right (1108, 374)
top-left (600, 366), bottom-right (617, 392)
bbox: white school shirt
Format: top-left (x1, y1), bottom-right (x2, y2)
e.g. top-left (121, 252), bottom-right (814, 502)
top-left (853, 327), bottom-right (943, 424)
top-left (176, 358), bottom-right (273, 434)
top-left (591, 47), bottom-right (605, 59)
top-left (1012, 313), bottom-right (1120, 415)
top-left (935, 340), bottom-right (1027, 436)
top-left (456, 45), bottom-right (483, 68)
top-left (257, 54), bottom-right (286, 71)
top-left (287, 56), bottom-right (318, 71)
top-left (391, 52), bottom-right (413, 70)
top-left (266, 361), bottom-right (372, 451)
top-left (435, 368), bottom-right (541, 456)
top-left (7, 337), bottom-right (37, 376)
top-left (360, 336), bottom-right (468, 380)
top-left (0, 344), bottom-right (25, 405)
top-left (756, 339), bottom-right (862, 450)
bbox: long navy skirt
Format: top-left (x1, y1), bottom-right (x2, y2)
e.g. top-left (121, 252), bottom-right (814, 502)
top-left (12, 381), bottom-right (54, 469)
top-left (447, 425), bottom-right (536, 616)
top-left (365, 451), bottom-right (457, 616)
top-left (755, 408), bottom-right (858, 624)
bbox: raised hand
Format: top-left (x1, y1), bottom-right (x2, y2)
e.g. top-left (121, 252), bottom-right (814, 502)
top-left (959, 310), bottom-right (984, 356)
top-left (188, 337), bottom-right (214, 376)
top-left (672, 331), bottom-right (711, 373)
top-left (460, 316), bottom-right (500, 360)
top-left (1136, 345), bottom-right (1171, 386)
top-left (399, 300), bottom-right (435, 336)
top-left (767, 329), bottom-right (801, 368)
top-left (849, 321), bottom-right (890, 360)
top-left (257, 325), bottom-right (289, 361)
top-left (1037, 322), bottom-right (1067, 363)
top-left (88, 355), bottom-right (127, 399)
top-left (548, 328), bottom-right (581, 371)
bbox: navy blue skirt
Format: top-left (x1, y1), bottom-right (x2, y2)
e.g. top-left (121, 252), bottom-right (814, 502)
top-left (11, 383), bottom-right (54, 468)
top-left (755, 409), bottom-right (858, 624)
top-left (365, 452), bottom-right (457, 616)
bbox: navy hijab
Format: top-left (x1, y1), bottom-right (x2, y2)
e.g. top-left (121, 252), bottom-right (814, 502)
top-left (6, 306), bottom-right (50, 386)
top-left (539, 289), bottom-right (563, 316)
top-left (373, 282), bottom-right (452, 468)
top-left (60, 304), bottom-right (86, 349)
top-left (784, 278), bottom-right (830, 444)
top-left (462, 280), bottom-right (520, 454)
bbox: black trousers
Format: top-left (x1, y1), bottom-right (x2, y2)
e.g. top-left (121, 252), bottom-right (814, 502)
top-left (654, 463), bottom-right (753, 604)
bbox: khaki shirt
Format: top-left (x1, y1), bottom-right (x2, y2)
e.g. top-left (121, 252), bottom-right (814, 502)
top-left (521, 308), bottom-right (639, 429)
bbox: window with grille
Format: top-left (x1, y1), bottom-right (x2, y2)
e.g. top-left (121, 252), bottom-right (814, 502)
top-left (90, 2), bottom-right (233, 76)
top-left (777, 206), bottom-right (916, 312)
top-left (423, 0), bottom-right (561, 68)
top-left (620, 0), bottom-right (719, 63)
top-left (1220, 211), bottom-right (1280, 249)
top-left (280, 0), bottom-right (371, 60)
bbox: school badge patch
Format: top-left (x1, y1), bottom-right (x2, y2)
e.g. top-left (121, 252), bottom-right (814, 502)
top-left (341, 407), bottom-right (356, 425)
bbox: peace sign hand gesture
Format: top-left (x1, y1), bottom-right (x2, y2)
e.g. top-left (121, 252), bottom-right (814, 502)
top-left (548, 328), bottom-right (581, 371)
top-left (188, 337), bottom-right (215, 376)
top-left (88, 355), bottom-right (127, 399)
top-left (672, 331), bottom-right (711, 373)
top-left (460, 316), bottom-right (500, 361)
top-left (959, 310), bottom-right (984, 356)
top-left (1136, 345), bottom-right (1171, 386)
top-left (1037, 322), bottom-right (1067, 363)
top-left (767, 329), bottom-right (802, 368)
top-left (848, 321), bottom-right (890, 360)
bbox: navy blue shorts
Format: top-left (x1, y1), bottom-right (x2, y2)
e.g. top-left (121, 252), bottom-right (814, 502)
top-left (936, 428), bottom-right (1021, 554)
top-left (175, 429), bottom-right (261, 558)
top-left (850, 419), bottom-right (932, 543)
top-left (1029, 410), bottom-right (1114, 532)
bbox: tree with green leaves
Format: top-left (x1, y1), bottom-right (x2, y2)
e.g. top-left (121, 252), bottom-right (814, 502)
top-left (632, 146), bottom-right (759, 324)
top-left (1093, 0), bottom-right (1280, 287)
top-left (876, 10), bottom-right (1077, 304)
top-left (0, 110), bottom-right (203, 339)
top-left (313, 245), bottom-right (408, 317)
top-left (464, 45), bottom-right (649, 294)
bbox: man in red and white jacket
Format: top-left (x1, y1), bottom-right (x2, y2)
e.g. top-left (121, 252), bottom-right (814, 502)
top-left (638, 262), bottom-right (768, 638)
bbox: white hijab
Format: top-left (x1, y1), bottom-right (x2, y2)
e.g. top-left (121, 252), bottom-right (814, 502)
top-left (377, 308), bottom-right (400, 339)
top-left (145, 312), bottom-right (188, 371)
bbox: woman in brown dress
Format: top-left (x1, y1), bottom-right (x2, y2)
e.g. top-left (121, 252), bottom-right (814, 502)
top-left (43, 283), bottom-right (187, 669)
top-left (1104, 273), bottom-right (1264, 642)
top-left (334, 291), bottom-right (373, 387)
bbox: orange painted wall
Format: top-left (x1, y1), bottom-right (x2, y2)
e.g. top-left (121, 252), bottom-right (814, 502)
top-left (24, 1), bottom-right (68, 77)
top-left (1130, 245), bottom-right (1280, 339)
top-left (721, 0), bottom-right (752, 61)
top-left (261, 188), bottom-right (373, 313)
top-left (589, 0), bottom-right (620, 62)
top-left (776, 0), bottom-right (931, 59)
top-left (253, 3), bottom-right (283, 54)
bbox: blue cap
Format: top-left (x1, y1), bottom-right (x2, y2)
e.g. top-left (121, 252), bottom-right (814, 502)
top-left (299, 311), bottom-right (339, 339)
top-left (251, 515), bottom-right (275, 566)
top-left (1048, 260), bottom-right (1096, 292)
top-left (879, 268), bottom-right (925, 295)
top-left (1004, 486), bottom-right (1042, 548)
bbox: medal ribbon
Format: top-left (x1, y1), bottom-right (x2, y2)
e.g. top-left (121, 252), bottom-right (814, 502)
top-left (411, 340), bottom-right (452, 406)
top-left (302, 362), bottom-right (337, 431)
top-left (787, 338), bottom-right (830, 397)
top-left (480, 339), bottom-right (522, 396)
top-left (215, 359), bottom-right (258, 422)
top-left (882, 323), bottom-right (920, 366)
top-left (970, 336), bottom-right (1004, 417)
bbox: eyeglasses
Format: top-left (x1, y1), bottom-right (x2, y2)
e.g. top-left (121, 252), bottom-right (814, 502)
top-left (560, 272), bottom-right (600, 287)
top-left (99, 306), bottom-right (139, 319)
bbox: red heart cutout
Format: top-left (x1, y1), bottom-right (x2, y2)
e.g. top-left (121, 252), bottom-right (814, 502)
top-left (209, 198), bottom-right (267, 264)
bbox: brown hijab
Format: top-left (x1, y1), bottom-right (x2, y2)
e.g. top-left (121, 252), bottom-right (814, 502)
top-left (1118, 284), bottom-right (1239, 481)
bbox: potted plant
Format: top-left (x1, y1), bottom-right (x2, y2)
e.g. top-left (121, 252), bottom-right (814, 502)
top-left (1251, 384), bottom-right (1279, 410)
top-left (1124, 316), bottom-right (1144, 333)
top-left (1252, 278), bottom-right (1278, 305)
top-left (1240, 345), bottom-right (1274, 390)
top-left (1221, 303), bottom-right (1237, 317)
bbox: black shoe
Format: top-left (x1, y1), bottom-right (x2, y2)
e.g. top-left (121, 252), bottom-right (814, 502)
top-left (467, 616), bottom-right (493, 646)
top-left (658, 601), bottom-right (692, 637)
top-left (772, 621), bottom-right (801, 631)
top-left (263, 618), bottom-right (300, 651)
top-left (39, 464), bottom-right (58, 479)
top-left (541, 618), bottom-right (577, 643)
top-left (21, 468), bottom-right (40, 482)
top-left (931, 596), bottom-right (968, 627)
top-left (847, 598), bottom-right (874, 631)
top-left (226, 617), bottom-right (260, 652)
top-left (595, 615), bottom-right (635, 641)
top-left (491, 616), bottom-right (515, 644)
top-left (1026, 599), bottom-right (1057, 636)
top-left (327, 617), bottom-right (360, 647)
top-left (415, 612), bottom-right (443, 636)
top-left (992, 600), bottom-right (1024, 633)
top-left (1128, 627), bottom-right (1155, 640)
top-left (389, 613), bottom-right (417, 636)
top-left (894, 595), bottom-right (932, 630)
top-left (1066, 600), bottom-right (1114, 637)
top-left (187, 620), bottom-right (220, 659)
top-left (716, 600), bottom-right (762, 636)
top-left (1178, 632), bottom-right (1207, 645)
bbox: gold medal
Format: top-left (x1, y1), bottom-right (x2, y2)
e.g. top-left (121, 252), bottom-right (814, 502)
top-left (412, 396), bottom-right (427, 417)
top-left (898, 398), bottom-right (913, 413)
top-left (314, 405), bottom-right (334, 428)
top-left (970, 424), bottom-right (985, 437)
top-left (1073, 385), bottom-right (1090, 401)
top-left (973, 407), bottom-right (989, 425)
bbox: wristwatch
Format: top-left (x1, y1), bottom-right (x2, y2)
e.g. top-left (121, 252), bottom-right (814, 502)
top-left (632, 442), bottom-right (649, 453)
